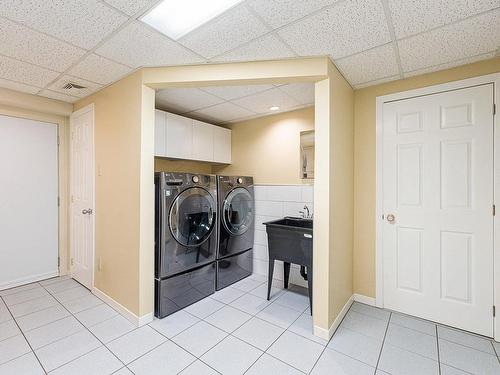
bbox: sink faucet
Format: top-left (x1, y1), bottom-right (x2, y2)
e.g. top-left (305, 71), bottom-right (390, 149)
top-left (300, 205), bottom-right (311, 219)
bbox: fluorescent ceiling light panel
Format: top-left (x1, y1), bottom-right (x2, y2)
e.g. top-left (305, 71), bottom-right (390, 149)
top-left (141, 0), bottom-right (243, 40)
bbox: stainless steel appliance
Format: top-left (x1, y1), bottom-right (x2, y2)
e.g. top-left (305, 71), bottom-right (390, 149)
top-left (154, 172), bottom-right (217, 318)
top-left (216, 176), bottom-right (254, 290)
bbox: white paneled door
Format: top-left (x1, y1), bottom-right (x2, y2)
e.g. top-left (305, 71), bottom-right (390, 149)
top-left (0, 115), bottom-right (58, 289)
top-left (382, 84), bottom-right (494, 336)
top-left (70, 105), bottom-right (95, 290)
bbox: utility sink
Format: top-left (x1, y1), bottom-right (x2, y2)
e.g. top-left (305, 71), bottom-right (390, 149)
top-left (263, 216), bottom-right (313, 313)
top-left (266, 217), bottom-right (313, 230)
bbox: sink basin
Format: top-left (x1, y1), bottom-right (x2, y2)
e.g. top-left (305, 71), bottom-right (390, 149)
top-left (263, 216), bottom-right (313, 230)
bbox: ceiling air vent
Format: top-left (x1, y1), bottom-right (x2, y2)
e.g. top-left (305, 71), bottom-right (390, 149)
top-left (62, 82), bottom-right (86, 90)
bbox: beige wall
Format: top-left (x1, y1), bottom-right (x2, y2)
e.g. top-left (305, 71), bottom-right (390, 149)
top-left (353, 57), bottom-right (500, 298)
top-left (75, 71), bottom-right (146, 316)
top-left (154, 158), bottom-right (213, 174)
top-left (213, 107), bottom-right (315, 184)
top-left (313, 61), bottom-right (354, 335)
top-left (0, 88), bottom-right (72, 276)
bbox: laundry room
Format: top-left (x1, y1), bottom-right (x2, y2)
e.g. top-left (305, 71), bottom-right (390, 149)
top-left (152, 82), bottom-right (317, 327)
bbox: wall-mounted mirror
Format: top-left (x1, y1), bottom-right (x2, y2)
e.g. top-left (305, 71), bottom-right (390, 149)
top-left (300, 130), bottom-right (315, 180)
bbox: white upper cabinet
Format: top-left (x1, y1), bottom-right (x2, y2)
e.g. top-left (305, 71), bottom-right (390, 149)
top-left (154, 110), bottom-right (166, 156)
top-left (165, 113), bottom-right (193, 160)
top-left (192, 120), bottom-right (214, 161)
top-left (154, 109), bottom-right (231, 164)
top-left (213, 126), bottom-right (232, 164)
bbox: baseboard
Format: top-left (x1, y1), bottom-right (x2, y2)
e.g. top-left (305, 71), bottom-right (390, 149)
top-left (353, 293), bottom-right (376, 306)
top-left (313, 295), bottom-right (354, 340)
top-left (92, 287), bottom-right (153, 327)
top-left (0, 271), bottom-right (59, 291)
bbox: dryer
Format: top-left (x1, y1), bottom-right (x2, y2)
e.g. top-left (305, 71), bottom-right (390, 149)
top-left (154, 172), bottom-right (217, 318)
top-left (216, 175), bottom-right (254, 290)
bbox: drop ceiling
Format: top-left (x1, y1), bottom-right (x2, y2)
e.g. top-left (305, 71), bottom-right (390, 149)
top-left (0, 0), bottom-right (498, 104)
top-left (156, 83), bottom-right (315, 124)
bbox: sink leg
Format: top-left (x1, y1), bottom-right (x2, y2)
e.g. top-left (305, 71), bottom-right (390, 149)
top-left (267, 259), bottom-right (275, 301)
top-left (307, 266), bottom-right (313, 315)
top-left (283, 262), bottom-right (291, 289)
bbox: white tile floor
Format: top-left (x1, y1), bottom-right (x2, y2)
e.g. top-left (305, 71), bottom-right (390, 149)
top-left (1, 274), bottom-right (500, 374)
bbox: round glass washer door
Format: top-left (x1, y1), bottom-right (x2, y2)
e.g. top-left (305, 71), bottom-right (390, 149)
top-left (223, 187), bottom-right (253, 235)
top-left (169, 187), bottom-right (216, 247)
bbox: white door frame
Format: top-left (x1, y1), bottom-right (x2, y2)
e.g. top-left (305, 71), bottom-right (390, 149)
top-left (376, 72), bottom-right (500, 340)
top-left (69, 103), bottom-right (95, 289)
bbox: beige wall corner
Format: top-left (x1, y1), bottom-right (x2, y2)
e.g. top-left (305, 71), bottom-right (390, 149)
top-left (313, 77), bottom-right (334, 332)
top-left (353, 57), bottom-right (500, 298)
top-left (74, 71), bottom-right (144, 316)
top-left (213, 107), bottom-right (315, 184)
top-left (313, 61), bottom-right (354, 336)
top-left (139, 84), bottom-right (155, 317)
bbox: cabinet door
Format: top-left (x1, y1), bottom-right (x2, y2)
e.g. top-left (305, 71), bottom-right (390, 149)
top-left (213, 126), bottom-right (231, 163)
top-left (192, 120), bottom-right (214, 161)
top-left (154, 110), bottom-right (166, 156)
top-left (165, 113), bottom-right (193, 159)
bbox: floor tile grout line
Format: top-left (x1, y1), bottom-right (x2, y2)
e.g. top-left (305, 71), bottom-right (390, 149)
top-left (0, 294), bottom-right (48, 374)
top-left (37, 279), bottom-right (129, 372)
top-left (436, 325), bottom-right (442, 375)
top-left (438, 336), bottom-right (499, 356)
top-left (374, 311), bottom-right (391, 371)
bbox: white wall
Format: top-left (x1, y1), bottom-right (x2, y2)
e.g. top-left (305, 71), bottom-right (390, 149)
top-left (253, 184), bottom-right (314, 288)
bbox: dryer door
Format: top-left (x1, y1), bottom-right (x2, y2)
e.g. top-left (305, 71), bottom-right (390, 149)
top-left (169, 187), bottom-right (217, 247)
top-left (222, 187), bottom-right (254, 236)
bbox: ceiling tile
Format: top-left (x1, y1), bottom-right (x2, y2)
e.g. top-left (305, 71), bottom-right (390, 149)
top-left (353, 74), bottom-right (400, 89)
top-left (398, 9), bottom-right (500, 72)
top-left (103, 0), bottom-right (159, 16)
top-left (277, 83), bottom-right (315, 105)
top-left (156, 88), bottom-right (225, 113)
top-left (0, 55), bottom-right (59, 88)
top-left (200, 84), bottom-right (274, 100)
top-left (278, 0), bottom-right (391, 59)
top-left (47, 75), bottom-right (103, 98)
top-left (211, 33), bottom-right (296, 63)
top-left (190, 102), bottom-right (255, 123)
top-left (247, 0), bottom-right (339, 29)
top-left (96, 22), bottom-right (204, 68)
top-left (0, 18), bottom-right (86, 72)
top-left (0, 0), bottom-right (127, 49)
top-left (68, 54), bottom-right (133, 85)
top-left (403, 52), bottom-right (497, 78)
top-left (178, 4), bottom-right (270, 59)
top-left (232, 87), bottom-right (300, 114)
top-left (388, 0), bottom-right (500, 39)
top-left (335, 44), bottom-right (400, 85)
top-left (38, 90), bottom-right (80, 103)
top-left (0, 78), bottom-right (40, 94)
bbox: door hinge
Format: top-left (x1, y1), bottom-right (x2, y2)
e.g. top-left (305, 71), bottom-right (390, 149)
top-left (494, 205), bottom-right (496, 216)
top-left (494, 104), bottom-right (497, 116)
top-left (70, 258), bottom-right (74, 266)
top-left (57, 197), bottom-right (60, 207)
top-left (57, 257), bottom-right (60, 267)
top-left (382, 214), bottom-right (385, 220)
top-left (494, 305), bottom-right (496, 317)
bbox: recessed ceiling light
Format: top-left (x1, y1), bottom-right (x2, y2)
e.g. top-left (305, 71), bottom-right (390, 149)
top-left (269, 106), bottom-right (280, 111)
top-left (141, 0), bottom-right (243, 41)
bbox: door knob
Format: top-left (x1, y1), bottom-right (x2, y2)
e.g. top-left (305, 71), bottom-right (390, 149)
top-left (387, 214), bottom-right (395, 223)
top-left (82, 209), bottom-right (93, 215)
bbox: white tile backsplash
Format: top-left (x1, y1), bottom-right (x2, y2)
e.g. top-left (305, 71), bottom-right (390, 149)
top-left (252, 185), bottom-right (313, 289)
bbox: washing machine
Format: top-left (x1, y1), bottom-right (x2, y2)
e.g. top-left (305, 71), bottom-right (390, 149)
top-left (154, 172), bottom-right (217, 318)
top-left (216, 175), bottom-right (254, 290)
